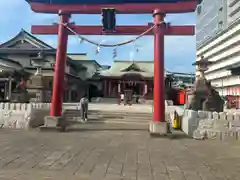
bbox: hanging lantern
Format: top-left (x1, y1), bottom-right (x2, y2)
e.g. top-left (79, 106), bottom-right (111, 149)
top-left (113, 47), bottom-right (117, 58)
top-left (118, 83), bottom-right (121, 93)
top-left (136, 47), bottom-right (139, 53)
top-left (80, 38), bottom-right (84, 44)
top-left (135, 43), bottom-right (140, 53)
top-left (96, 46), bottom-right (100, 55)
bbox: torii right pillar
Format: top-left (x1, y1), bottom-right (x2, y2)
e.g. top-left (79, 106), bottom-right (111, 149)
top-left (149, 9), bottom-right (174, 135)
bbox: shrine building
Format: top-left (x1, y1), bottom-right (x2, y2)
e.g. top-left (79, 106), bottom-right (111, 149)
top-left (93, 60), bottom-right (153, 98)
top-left (0, 29), bottom-right (88, 102)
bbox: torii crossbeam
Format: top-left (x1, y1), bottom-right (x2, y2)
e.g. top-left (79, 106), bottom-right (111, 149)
top-left (26, 0), bottom-right (198, 134)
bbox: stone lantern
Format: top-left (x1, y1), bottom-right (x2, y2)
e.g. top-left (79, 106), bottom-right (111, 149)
top-left (31, 52), bottom-right (47, 75)
top-left (186, 56), bottom-right (224, 112)
top-left (28, 51), bottom-right (48, 102)
top-left (193, 56), bottom-right (212, 79)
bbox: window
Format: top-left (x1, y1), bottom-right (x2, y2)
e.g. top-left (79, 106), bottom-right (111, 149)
top-left (218, 21), bottom-right (223, 29)
top-left (197, 5), bottom-right (202, 15)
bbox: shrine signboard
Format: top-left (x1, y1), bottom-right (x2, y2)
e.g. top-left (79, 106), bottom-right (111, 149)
top-left (25, 0), bottom-right (198, 14)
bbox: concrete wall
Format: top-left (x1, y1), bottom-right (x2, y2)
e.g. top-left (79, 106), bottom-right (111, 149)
top-left (182, 109), bottom-right (240, 140)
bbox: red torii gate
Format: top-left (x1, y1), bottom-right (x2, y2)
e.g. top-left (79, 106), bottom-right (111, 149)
top-left (27, 0), bottom-right (198, 134)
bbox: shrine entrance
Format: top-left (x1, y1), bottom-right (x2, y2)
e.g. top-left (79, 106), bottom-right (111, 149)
top-left (121, 73), bottom-right (146, 96)
top-left (125, 82), bottom-right (140, 94)
top-left (26, 0), bottom-right (198, 134)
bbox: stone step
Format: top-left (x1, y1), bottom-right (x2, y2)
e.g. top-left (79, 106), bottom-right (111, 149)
top-left (65, 114), bottom-right (152, 121)
top-left (64, 110), bottom-right (152, 116)
top-left (65, 117), bottom-right (151, 124)
top-left (67, 119), bottom-right (149, 125)
top-left (64, 113), bottom-right (152, 118)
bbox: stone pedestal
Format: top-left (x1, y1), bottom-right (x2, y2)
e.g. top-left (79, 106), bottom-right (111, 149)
top-left (186, 77), bottom-right (224, 112)
top-left (10, 90), bottom-right (29, 103)
top-left (149, 121), bottom-right (171, 136)
top-left (40, 116), bottom-right (69, 132)
top-left (27, 74), bottom-right (46, 102)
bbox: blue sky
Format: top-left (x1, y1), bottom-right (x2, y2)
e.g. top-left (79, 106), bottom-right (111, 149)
top-left (0, 0), bottom-right (196, 72)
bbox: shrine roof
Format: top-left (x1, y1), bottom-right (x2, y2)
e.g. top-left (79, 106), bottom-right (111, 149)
top-left (25, 0), bottom-right (194, 4)
top-left (0, 57), bottom-right (23, 72)
top-left (0, 29), bottom-right (54, 50)
top-left (0, 30), bottom-right (87, 70)
top-left (97, 60), bottom-right (155, 78)
top-left (67, 54), bottom-right (101, 68)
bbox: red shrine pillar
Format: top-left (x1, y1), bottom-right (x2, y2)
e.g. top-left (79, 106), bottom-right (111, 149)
top-left (153, 10), bottom-right (165, 123)
top-left (149, 9), bottom-right (169, 135)
top-left (50, 11), bottom-right (70, 117)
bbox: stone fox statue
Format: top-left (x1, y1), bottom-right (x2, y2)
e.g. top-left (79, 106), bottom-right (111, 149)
top-left (79, 95), bottom-right (89, 121)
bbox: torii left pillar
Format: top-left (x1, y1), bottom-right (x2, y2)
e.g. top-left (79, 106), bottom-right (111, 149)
top-left (50, 10), bottom-right (70, 117)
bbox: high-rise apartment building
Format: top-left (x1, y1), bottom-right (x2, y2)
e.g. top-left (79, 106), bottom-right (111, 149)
top-left (195, 0), bottom-right (240, 96)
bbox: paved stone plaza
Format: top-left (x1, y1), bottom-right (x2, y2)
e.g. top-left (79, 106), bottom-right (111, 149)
top-left (0, 126), bottom-right (240, 180)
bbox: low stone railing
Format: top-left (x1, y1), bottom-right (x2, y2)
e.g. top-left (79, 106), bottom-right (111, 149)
top-left (0, 102), bottom-right (51, 129)
top-left (182, 109), bottom-right (240, 140)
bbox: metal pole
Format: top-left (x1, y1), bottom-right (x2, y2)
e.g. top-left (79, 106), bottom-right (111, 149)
top-left (50, 11), bottom-right (70, 116)
top-left (153, 10), bottom-right (165, 122)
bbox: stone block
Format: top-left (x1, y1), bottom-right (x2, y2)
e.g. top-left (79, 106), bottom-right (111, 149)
top-left (233, 113), bottom-right (240, 121)
top-left (206, 111), bottom-right (213, 119)
top-left (213, 119), bottom-right (229, 130)
top-left (226, 113), bottom-right (234, 121)
top-left (10, 103), bottom-right (15, 110)
top-left (0, 103), bottom-right (4, 109)
top-left (193, 129), bottom-right (207, 140)
top-left (188, 110), bottom-right (198, 118)
top-left (221, 131), bottom-right (238, 141)
top-left (206, 129), bottom-right (222, 140)
top-left (16, 103), bottom-right (21, 110)
top-left (189, 125), bottom-right (199, 137)
top-left (229, 120), bottom-right (240, 131)
top-left (2, 110), bottom-right (30, 129)
top-left (4, 103), bottom-right (10, 110)
top-left (198, 111), bottom-right (207, 119)
top-left (219, 112), bottom-right (227, 120)
top-left (237, 131), bottom-right (240, 141)
top-left (149, 121), bottom-right (170, 135)
top-left (43, 116), bottom-right (69, 132)
top-left (198, 119), bottom-right (214, 129)
top-left (212, 112), bottom-right (219, 120)
top-left (29, 109), bottom-right (49, 128)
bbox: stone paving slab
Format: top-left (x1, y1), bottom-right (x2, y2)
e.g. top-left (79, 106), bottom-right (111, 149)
top-left (0, 128), bottom-right (240, 180)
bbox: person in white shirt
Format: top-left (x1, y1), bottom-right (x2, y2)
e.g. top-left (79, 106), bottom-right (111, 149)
top-left (120, 93), bottom-right (124, 104)
top-left (79, 94), bottom-right (89, 121)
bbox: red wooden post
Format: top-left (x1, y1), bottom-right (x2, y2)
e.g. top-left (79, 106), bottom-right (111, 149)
top-left (50, 11), bottom-right (70, 117)
top-left (153, 10), bottom-right (165, 123)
